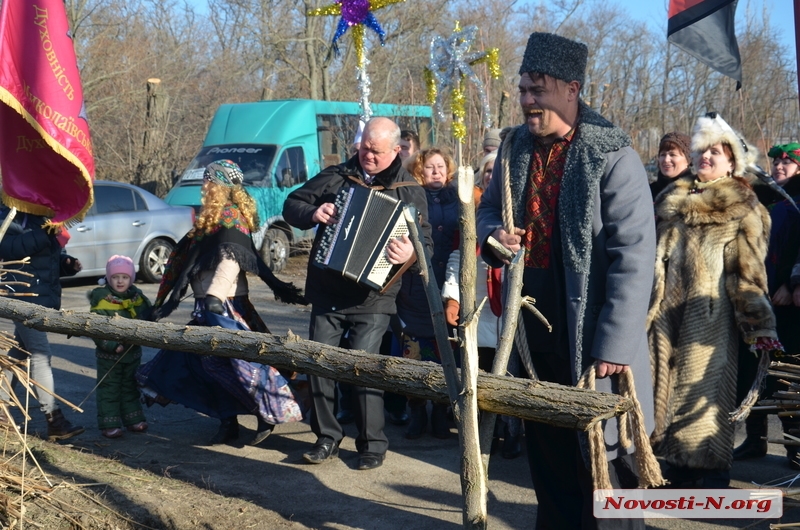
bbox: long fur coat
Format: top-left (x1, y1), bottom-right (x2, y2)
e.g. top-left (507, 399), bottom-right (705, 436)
top-left (648, 175), bottom-right (777, 471)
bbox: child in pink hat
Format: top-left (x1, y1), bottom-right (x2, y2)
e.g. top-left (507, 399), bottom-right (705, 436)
top-left (88, 255), bottom-right (152, 438)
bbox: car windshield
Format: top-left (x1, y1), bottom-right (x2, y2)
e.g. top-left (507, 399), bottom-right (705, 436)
top-left (179, 144), bottom-right (278, 187)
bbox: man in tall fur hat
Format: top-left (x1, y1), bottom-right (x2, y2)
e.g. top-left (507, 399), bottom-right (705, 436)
top-left (476, 32), bottom-right (656, 528)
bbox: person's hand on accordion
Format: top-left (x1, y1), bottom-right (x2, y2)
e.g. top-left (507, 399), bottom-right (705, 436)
top-left (312, 202), bottom-right (337, 225)
top-left (386, 235), bottom-right (414, 264)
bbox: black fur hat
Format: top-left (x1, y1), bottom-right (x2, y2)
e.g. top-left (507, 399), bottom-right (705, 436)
top-left (518, 33), bottom-right (588, 86)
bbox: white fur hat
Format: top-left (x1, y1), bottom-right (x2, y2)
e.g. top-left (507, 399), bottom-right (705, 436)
top-left (690, 113), bottom-right (757, 177)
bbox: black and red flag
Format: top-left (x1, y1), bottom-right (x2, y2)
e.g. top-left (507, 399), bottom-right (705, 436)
top-left (668, 0), bottom-right (742, 89)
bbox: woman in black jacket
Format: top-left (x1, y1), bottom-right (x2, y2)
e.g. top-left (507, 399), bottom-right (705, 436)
top-left (650, 132), bottom-right (692, 200)
top-left (0, 208), bottom-right (84, 440)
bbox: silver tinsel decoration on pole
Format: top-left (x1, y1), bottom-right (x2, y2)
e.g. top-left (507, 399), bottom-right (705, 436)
top-left (428, 23), bottom-right (494, 130)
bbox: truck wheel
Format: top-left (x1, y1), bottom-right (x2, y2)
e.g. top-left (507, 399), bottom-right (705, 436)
top-left (262, 228), bottom-right (289, 273)
top-left (140, 238), bottom-right (174, 283)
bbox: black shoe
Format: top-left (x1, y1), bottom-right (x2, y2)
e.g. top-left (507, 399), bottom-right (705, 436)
top-left (700, 469), bottom-right (730, 489)
top-left (387, 410), bottom-right (410, 426)
top-left (250, 418), bottom-right (275, 446)
top-left (358, 452), bottom-right (385, 470)
top-left (661, 466), bottom-right (703, 488)
top-left (45, 409), bottom-right (84, 441)
top-left (431, 404), bottom-right (449, 439)
top-left (502, 435), bottom-right (522, 459)
top-left (303, 441), bottom-right (340, 464)
top-left (405, 401), bottom-right (427, 439)
top-left (336, 409), bottom-right (355, 425)
top-left (788, 447), bottom-right (800, 470)
top-left (732, 437), bottom-right (768, 460)
top-left (208, 417), bottom-right (239, 446)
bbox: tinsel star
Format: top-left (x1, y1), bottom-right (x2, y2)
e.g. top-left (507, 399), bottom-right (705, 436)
top-left (426, 22), bottom-right (501, 140)
top-left (308, 0), bottom-right (405, 62)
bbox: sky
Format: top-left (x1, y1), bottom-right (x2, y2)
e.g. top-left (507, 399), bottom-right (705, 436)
top-left (614, 0), bottom-right (797, 65)
top-left (186, 0), bottom-right (797, 67)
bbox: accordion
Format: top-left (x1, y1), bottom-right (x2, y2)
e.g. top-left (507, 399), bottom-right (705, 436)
top-left (313, 185), bottom-right (415, 291)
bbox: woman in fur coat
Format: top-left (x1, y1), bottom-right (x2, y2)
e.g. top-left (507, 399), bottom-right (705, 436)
top-left (647, 115), bottom-right (782, 488)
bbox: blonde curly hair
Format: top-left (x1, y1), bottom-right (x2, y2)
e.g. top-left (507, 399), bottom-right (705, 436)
top-left (189, 181), bottom-right (260, 237)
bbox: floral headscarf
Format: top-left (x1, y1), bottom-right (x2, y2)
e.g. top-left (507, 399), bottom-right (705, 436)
top-left (203, 159), bottom-right (244, 187)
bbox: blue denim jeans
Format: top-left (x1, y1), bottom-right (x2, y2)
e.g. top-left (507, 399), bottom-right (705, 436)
top-left (0, 323), bottom-right (58, 414)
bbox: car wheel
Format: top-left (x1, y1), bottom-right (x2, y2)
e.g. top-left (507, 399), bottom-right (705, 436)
top-left (140, 238), bottom-right (174, 283)
top-left (262, 228), bottom-right (289, 273)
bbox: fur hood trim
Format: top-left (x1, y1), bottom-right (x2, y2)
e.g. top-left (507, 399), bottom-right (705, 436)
top-left (691, 115), bottom-right (757, 177)
top-left (656, 175), bottom-right (758, 226)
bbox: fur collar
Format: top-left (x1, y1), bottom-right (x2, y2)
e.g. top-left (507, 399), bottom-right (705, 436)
top-left (504, 100), bottom-right (631, 273)
top-left (656, 176), bottom-right (758, 226)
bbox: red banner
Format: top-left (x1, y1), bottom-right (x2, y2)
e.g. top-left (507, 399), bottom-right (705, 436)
top-left (0, 0), bottom-right (94, 226)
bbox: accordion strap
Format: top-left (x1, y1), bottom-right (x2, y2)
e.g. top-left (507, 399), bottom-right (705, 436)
top-left (345, 175), bottom-right (418, 191)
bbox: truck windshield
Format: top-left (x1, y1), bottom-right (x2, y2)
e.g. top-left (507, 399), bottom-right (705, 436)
top-left (178, 144), bottom-right (278, 187)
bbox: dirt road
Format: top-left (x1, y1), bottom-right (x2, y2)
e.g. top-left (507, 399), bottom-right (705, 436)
top-left (1, 257), bottom-right (798, 529)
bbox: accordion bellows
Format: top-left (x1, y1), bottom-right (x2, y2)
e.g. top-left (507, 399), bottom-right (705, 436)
top-left (313, 185), bottom-right (413, 291)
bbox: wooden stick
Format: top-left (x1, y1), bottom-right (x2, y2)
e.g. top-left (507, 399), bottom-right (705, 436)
top-left (769, 371), bottom-right (800, 382)
top-left (478, 249), bottom-right (524, 470)
top-left (771, 362), bottom-right (800, 373)
top-left (403, 208), bottom-right (462, 412)
top-left (0, 207), bottom-right (17, 245)
top-left (455, 164), bottom-right (488, 528)
top-left (767, 439), bottom-right (800, 446)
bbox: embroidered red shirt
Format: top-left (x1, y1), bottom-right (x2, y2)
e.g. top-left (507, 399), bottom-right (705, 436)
top-left (522, 129), bottom-right (575, 268)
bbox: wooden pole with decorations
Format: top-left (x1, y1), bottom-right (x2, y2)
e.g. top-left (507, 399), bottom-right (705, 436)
top-left (426, 22), bottom-right (501, 529)
top-left (307, 0), bottom-right (405, 122)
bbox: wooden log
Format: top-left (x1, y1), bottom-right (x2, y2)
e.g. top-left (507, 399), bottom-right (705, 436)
top-left (0, 297), bottom-right (632, 430)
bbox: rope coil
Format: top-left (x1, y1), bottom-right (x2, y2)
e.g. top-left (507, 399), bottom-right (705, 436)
top-left (578, 364), bottom-right (665, 490)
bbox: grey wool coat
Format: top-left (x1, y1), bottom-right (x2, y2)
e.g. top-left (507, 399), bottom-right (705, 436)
top-left (476, 102), bottom-right (657, 460)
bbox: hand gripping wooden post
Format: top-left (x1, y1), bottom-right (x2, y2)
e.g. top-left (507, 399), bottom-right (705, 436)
top-left (478, 126), bottom-right (663, 491)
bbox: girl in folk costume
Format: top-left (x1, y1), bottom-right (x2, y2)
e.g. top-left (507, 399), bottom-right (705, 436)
top-left (648, 114), bottom-right (783, 487)
top-left (137, 160), bottom-right (306, 446)
top-left (89, 256), bottom-right (152, 438)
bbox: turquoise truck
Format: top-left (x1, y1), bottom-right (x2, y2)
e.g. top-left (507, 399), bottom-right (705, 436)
top-left (164, 99), bottom-right (433, 272)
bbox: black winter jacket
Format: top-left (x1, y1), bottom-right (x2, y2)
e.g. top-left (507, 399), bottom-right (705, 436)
top-left (283, 155), bottom-right (432, 314)
top-left (0, 208), bottom-right (79, 309)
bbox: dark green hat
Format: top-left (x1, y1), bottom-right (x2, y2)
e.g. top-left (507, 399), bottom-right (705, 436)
top-left (518, 32), bottom-right (588, 86)
top-left (768, 143), bottom-right (800, 165)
